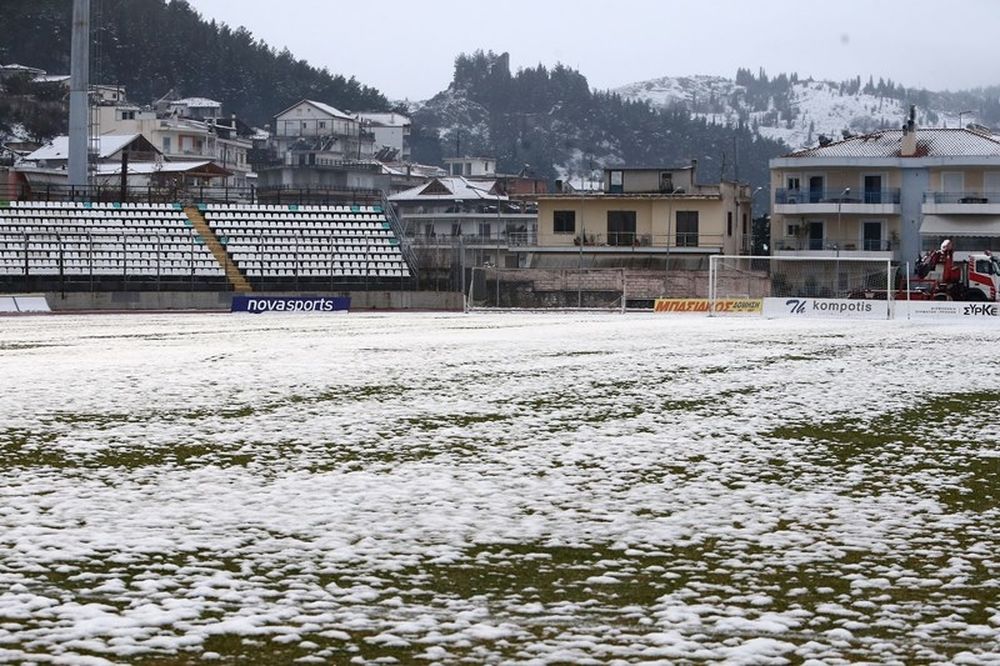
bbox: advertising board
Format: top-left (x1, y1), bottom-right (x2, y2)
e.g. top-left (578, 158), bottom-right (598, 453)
top-left (231, 296), bottom-right (351, 314)
top-left (654, 298), bottom-right (762, 314)
top-left (762, 297), bottom-right (889, 320)
top-left (899, 301), bottom-right (999, 320)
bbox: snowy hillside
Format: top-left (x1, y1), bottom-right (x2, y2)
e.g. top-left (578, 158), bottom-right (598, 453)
top-left (615, 75), bottom-right (981, 151)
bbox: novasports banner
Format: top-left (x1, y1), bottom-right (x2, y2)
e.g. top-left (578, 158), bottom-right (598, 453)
top-left (231, 296), bottom-right (351, 314)
top-left (654, 298), bottom-right (762, 314)
top-left (763, 297), bottom-right (889, 320)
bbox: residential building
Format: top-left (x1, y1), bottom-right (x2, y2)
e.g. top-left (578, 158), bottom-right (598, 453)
top-left (390, 176), bottom-right (537, 269)
top-left (95, 104), bottom-right (253, 188)
top-left (14, 133), bottom-right (231, 189)
top-left (358, 112), bottom-right (411, 161)
top-left (531, 162), bottom-right (751, 266)
top-left (256, 99), bottom-right (381, 190)
top-left (444, 157), bottom-right (496, 178)
top-left (165, 97), bottom-right (223, 121)
top-left (770, 110), bottom-right (1000, 261)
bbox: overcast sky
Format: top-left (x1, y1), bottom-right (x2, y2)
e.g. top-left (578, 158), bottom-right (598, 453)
top-left (185, 0), bottom-right (998, 101)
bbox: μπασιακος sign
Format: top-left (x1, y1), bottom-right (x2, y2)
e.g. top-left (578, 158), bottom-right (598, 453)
top-left (654, 298), bottom-right (762, 314)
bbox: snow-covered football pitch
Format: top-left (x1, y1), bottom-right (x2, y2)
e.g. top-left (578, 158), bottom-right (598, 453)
top-left (1, 312), bottom-right (998, 665)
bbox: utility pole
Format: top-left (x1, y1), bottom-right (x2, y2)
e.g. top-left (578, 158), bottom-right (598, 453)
top-left (68, 0), bottom-right (91, 187)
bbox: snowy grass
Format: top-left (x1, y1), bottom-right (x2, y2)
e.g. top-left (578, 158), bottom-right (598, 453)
top-left (1, 313), bottom-right (998, 665)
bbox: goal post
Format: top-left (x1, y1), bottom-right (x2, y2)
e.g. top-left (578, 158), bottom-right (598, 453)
top-left (466, 267), bottom-right (626, 313)
top-left (708, 255), bottom-right (895, 318)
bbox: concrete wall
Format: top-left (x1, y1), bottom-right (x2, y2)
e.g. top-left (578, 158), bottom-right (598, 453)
top-left (45, 290), bottom-right (464, 312)
top-left (472, 268), bottom-right (770, 306)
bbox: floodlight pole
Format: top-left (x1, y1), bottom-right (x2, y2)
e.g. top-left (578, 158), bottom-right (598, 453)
top-left (68, 0), bottom-right (91, 187)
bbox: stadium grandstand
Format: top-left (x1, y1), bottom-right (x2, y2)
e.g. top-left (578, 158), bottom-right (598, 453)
top-left (0, 184), bottom-right (417, 295)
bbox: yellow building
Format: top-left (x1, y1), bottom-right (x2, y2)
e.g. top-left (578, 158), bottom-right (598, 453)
top-left (530, 163), bottom-right (752, 267)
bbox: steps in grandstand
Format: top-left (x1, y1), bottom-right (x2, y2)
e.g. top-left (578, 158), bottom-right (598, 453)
top-left (183, 206), bottom-right (253, 293)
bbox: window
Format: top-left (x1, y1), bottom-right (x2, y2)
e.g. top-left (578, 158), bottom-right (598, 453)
top-left (451, 163), bottom-right (463, 176)
top-left (609, 170), bottom-right (624, 193)
top-left (727, 211), bottom-right (733, 237)
top-left (478, 222), bottom-right (491, 239)
top-left (606, 210), bottom-right (637, 246)
top-left (808, 175), bottom-right (825, 203)
top-left (319, 121), bottom-right (326, 129)
top-left (675, 211), bottom-right (699, 247)
top-left (742, 213), bottom-right (748, 236)
top-left (451, 223), bottom-right (461, 237)
top-left (553, 210), bottom-right (576, 234)
top-left (807, 220), bottom-right (824, 250)
top-left (985, 172), bottom-right (1000, 197)
top-left (942, 171), bottom-right (964, 193)
top-left (659, 172), bottom-right (674, 192)
top-left (863, 175), bottom-right (883, 204)
top-left (862, 221), bottom-right (883, 251)
top-left (424, 223), bottom-right (435, 238)
top-left (786, 176), bottom-right (801, 191)
top-left (162, 137), bottom-right (171, 152)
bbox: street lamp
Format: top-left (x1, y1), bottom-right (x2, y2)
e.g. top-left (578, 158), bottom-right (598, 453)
top-left (747, 186), bottom-right (764, 254)
top-left (958, 110), bottom-right (973, 128)
top-left (836, 186), bottom-right (850, 251)
top-left (836, 186), bottom-right (850, 295)
top-left (664, 186), bottom-right (683, 276)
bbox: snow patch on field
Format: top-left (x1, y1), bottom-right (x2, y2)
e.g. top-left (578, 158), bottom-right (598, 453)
top-left (0, 313), bottom-right (998, 664)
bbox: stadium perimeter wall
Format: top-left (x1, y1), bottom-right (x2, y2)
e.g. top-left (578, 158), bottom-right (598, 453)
top-left (43, 291), bottom-right (463, 312)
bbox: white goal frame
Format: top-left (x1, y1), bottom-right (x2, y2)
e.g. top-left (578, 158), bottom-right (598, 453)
top-left (465, 266), bottom-right (627, 314)
top-left (708, 254), bottom-right (895, 318)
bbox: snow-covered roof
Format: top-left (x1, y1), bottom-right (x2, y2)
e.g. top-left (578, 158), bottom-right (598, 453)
top-left (25, 134), bottom-right (153, 162)
top-left (358, 112), bottom-right (411, 127)
top-left (389, 177), bottom-right (506, 202)
top-left (170, 97), bottom-right (222, 109)
top-left (1, 63), bottom-right (45, 74)
top-left (379, 162), bottom-right (447, 178)
top-left (786, 128), bottom-right (1000, 158)
top-left (33, 74), bottom-right (70, 84)
top-left (94, 160), bottom-right (229, 176)
top-left (276, 99), bottom-right (354, 121)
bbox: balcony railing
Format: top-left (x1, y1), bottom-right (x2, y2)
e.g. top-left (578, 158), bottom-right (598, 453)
top-left (775, 188), bottom-right (901, 204)
top-left (775, 236), bottom-right (894, 252)
top-left (924, 191), bottom-right (1000, 204)
top-left (408, 231), bottom-right (538, 247)
top-left (567, 233), bottom-right (725, 249)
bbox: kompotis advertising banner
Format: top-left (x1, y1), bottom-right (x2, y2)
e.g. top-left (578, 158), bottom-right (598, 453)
top-left (763, 297), bottom-right (889, 320)
top-left (232, 296), bottom-right (351, 314)
top-left (654, 298), bottom-right (763, 314)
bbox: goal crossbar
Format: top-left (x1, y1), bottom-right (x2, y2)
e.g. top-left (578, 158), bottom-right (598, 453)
top-left (708, 254), bottom-right (895, 318)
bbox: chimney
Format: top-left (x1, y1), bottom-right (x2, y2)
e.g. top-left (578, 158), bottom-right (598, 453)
top-left (690, 158), bottom-right (698, 184)
top-left (901, 105), bottom-right (918, 157)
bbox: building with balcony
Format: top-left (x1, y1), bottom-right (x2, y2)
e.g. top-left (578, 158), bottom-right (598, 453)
top-left (357, 112), bottom-right (411, 162)
top-left (95, 103), bottom-right (253, 188)
top-left (256, 99), bottom-right (381, 190)
top-left (531, 162), bottom-right (751, 267)
top-left (390, 176), bottom-right (537, 270)
top-left (770, 113), bottom-right (1000, 260)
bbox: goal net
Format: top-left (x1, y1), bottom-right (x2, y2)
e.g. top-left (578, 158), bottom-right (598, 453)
top-left (466, 267), bottom-right (626, 312)
top-left (708, 255), bottom-right (895, 315)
